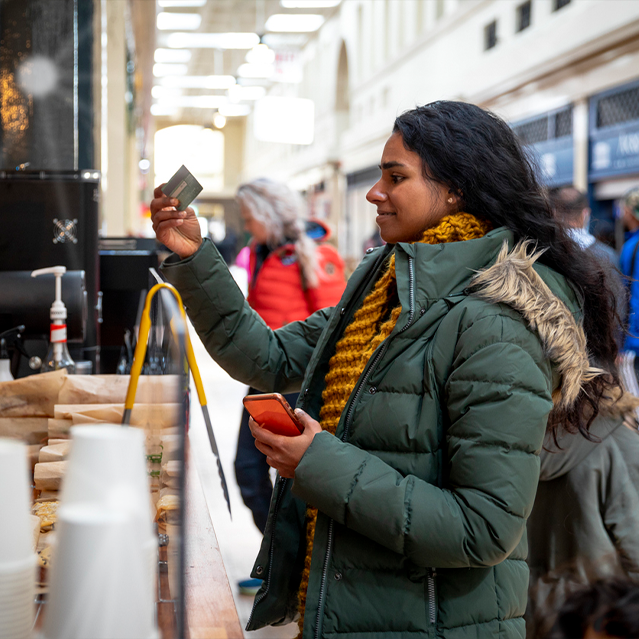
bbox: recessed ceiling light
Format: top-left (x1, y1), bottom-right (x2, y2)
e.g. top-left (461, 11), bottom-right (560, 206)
top-left (246, 44), bottom-right (275, 65)
top-left (265, 14), bottom-right (324, 32)
top-left (167, 32), bottom-right (260, 49)
top-left (280, 0), bottom-right (340, 7)
top-left (154, 48), bottom-right (192, 63)
top-left (218, 104), bottom-right (251, 117)
top-left (153, 63), bottom-right (189, 77)
top-left (151, 104), bottom-right (179, 116)
top-left (155, 96), bottom-right (228, 109)
top-left (228, 85), bottom-right (266, 102)
top-left (213, 114), bottom-right (227, 128)
top-left (261, 33), bottom-right (308, 48)
top-left (157, 12), bottom-right (202, 31)
top-left (158, 75), bottom-right (236, 89)
top-left (158, 0), bottom-right (206, 7)
top-left (237, 63), bottom-right (274, 79)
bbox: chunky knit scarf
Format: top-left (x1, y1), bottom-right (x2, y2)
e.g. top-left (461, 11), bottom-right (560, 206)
top-left (295, 213), bottom-right (492, 637)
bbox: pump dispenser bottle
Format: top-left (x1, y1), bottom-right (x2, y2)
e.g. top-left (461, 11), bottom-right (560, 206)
top-left (31, 266), bottom-right (76, 374)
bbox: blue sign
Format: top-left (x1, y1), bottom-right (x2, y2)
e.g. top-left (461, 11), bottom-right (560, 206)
top-left (526, 137), bottom-right (574, 187)
top-left (589, 123), bottom-right (639, 180)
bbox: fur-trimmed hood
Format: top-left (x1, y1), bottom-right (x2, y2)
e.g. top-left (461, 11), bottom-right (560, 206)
top-left (470, 240), bottom-right (601, 410)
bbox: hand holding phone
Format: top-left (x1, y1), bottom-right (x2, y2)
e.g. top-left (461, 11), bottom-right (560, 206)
top-left (243, 393), bottom-right (303, 437)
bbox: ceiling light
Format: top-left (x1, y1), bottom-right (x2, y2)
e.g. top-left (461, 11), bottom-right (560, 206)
top-left (158, 0), bottom-right (206, 6)
top-left (152, 85), bottom-right (184, 98)
top-left (158, 75), bottom-right (236, 89)
top-left (238, 63), bottom-right (273, 79)
top-left (167, 32), bottom-right (259, 49)
top-left (246, 43), bottom-right (275, 65)
top-left (151, 104), bottom-right (179, 116)
top-left (265, 14), bottom-right (324, 32)
top-left (228, 85), bottom-right (266, 102)
top-left (236, 77), bottom-right (271, 87)
top-left (280, 0), bottom-right (340, 7)
top-left (254, 97), bottom-right (314, 144)
top-left (218, 104), bottom-right (251, 117)
top-left (154, 48), bottom-right (192, 63)
top-left (157, 12), bottom-right (202, 31)
top-left (261, 33), bottom-right (308, 48)
top-left (153, 63), bottom-right (189, 77)
top-left (213, 114), bottom-right (227, 129)
top-left (155, 96), bottom-right (228, 109)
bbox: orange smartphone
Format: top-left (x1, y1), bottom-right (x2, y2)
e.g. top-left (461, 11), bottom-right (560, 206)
top-left (242, 393), bottom-right (303, 437)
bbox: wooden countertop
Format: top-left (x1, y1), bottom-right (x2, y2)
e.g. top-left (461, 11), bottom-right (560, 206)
top-left (184, 438), bottom-right (243, 639)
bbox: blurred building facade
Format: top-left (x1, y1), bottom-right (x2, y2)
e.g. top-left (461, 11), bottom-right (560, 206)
top-left (240, 0), bottom-right (639, 261)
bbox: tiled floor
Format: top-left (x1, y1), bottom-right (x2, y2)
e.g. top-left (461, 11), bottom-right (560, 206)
top-left (188, 326), bottom-right (298, 639)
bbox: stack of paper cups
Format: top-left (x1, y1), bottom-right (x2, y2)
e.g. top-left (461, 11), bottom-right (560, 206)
top-left (42, 504), bottom-right (157, 639)
top-left (41, 425), bottom-right (158, 639)
top-left (0, 438), bottom-right (37, 639)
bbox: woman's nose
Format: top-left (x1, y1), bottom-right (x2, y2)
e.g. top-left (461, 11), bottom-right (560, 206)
top-left (366, 180), bottom-right (387, 204)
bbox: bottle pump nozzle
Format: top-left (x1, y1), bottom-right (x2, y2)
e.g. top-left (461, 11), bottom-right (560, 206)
top-left (30, 266), bottom-right (75, 374)
top-left (31, 266), bottom-right (67, 322)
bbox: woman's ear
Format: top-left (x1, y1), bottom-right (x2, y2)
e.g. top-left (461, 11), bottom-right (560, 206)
top-left (446, 189), bottom-right (463, 210)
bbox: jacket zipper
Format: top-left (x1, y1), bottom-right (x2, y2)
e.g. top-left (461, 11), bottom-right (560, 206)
top-left (314, 256), bottom-right (415, 639)
top-left (246, 476), bottom-right (288, 630)
top-left (427, 569), bottom-right (437, 625)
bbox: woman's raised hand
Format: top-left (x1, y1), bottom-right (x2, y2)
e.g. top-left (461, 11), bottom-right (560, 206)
top-left (150, 184), bottom-right (203, 259)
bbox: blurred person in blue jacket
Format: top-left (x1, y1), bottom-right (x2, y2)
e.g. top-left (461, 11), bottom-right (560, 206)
top-left (619, 188), bottom-right (639, 353)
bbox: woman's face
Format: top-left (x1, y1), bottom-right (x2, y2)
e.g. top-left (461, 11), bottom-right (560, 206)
top-left (240, 202), bottom-right (270, 245)
top-left (366, 133), bottom-right (456, 244)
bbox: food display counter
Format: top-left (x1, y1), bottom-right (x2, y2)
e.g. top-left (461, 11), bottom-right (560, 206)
top-left (0, 281), bottom-right (243, 639)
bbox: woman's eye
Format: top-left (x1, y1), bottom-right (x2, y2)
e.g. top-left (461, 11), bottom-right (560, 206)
top-left (391, 175), bottom-right (404, 184)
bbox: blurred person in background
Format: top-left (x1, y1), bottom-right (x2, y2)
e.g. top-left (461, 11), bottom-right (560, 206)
top-left (546, 579), bottom-right (639, 639)
top-left (619, 188), bottom-right (639, 354)
top-left (150, 101), bottom-right (621, 639)
top-left (233, 179), bottom-right (345, 594)
top-left (526, 391), bottom-right (639, 638)
top-left (547, 186), bottom-right (618, 268)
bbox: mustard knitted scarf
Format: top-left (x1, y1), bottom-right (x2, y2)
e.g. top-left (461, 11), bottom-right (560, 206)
top-left (295, 213), bottom-right (492, 637)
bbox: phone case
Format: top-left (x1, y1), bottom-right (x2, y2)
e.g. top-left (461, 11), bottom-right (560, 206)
top-left (242, 393), bottom-right (303, 437)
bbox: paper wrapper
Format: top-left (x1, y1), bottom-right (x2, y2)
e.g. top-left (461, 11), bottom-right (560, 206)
top-left (48, 418), bottom-right (72, 439)
top-left (39, 442), bottom-right (70, 463)
top-left (57, 374), bottom-right (180, 405)
top-left (34, 461), bottom-right (67, 491)
top-left (160, 460), bottom-right (182, 490)
top-left (54, 403), bottom-right (181, 428)
top-left (0, 369), bottom-right (66, 416)
top-left (0, 417), bottom-right (48, 444)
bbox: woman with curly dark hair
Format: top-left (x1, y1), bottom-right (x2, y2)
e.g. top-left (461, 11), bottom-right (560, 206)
top-left (151, 100), bottom-right (621, 639)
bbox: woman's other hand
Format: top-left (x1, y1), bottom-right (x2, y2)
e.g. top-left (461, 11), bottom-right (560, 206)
top-left (150, 184), bottom-right (203, 259)
top-left (249, 409), bottom-right (322, 479)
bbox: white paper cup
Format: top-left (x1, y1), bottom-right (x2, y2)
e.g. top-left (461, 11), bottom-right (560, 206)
top-left (0, 554), bottom-right (36, 639)
top-left (0, 439), bottom-right (33, 564)
top-left (41, 504), bottom-right (157, 639)
top-left (61, 425), bottom-right (154, 540)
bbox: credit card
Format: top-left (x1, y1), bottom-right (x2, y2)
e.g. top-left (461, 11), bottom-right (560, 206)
top-left (161, 165), bottom-right (203, 211)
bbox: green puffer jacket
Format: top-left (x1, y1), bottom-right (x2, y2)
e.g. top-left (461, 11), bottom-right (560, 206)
top-left (161, 227), bottom-right (590, 639)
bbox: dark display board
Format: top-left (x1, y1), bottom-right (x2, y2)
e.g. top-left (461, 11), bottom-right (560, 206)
top-left (0, 171), bottom-right (100, 372)
top-left (0, 0), bottom-right (93, 170)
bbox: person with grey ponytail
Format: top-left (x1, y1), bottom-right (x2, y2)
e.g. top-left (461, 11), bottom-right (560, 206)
top-left (236, 179), bottom-right (320, 289)
top-left (232, 178), bottom-right (345, 593)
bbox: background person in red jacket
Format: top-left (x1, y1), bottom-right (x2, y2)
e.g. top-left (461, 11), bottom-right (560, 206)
top-left (233, 178), bottom-right (345, 592)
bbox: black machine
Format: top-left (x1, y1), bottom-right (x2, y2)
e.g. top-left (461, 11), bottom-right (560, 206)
top-left (0, 170), bottom-right (100, 376)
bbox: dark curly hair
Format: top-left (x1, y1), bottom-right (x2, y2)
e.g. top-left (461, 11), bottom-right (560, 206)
top-left (547, 578), bottom-right (639, 639)
top-left (393, 100), bottom-right (621, 437)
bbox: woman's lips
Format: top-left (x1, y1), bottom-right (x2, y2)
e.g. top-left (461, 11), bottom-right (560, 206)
top-left (376, 211), bottom-right (395, 221)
